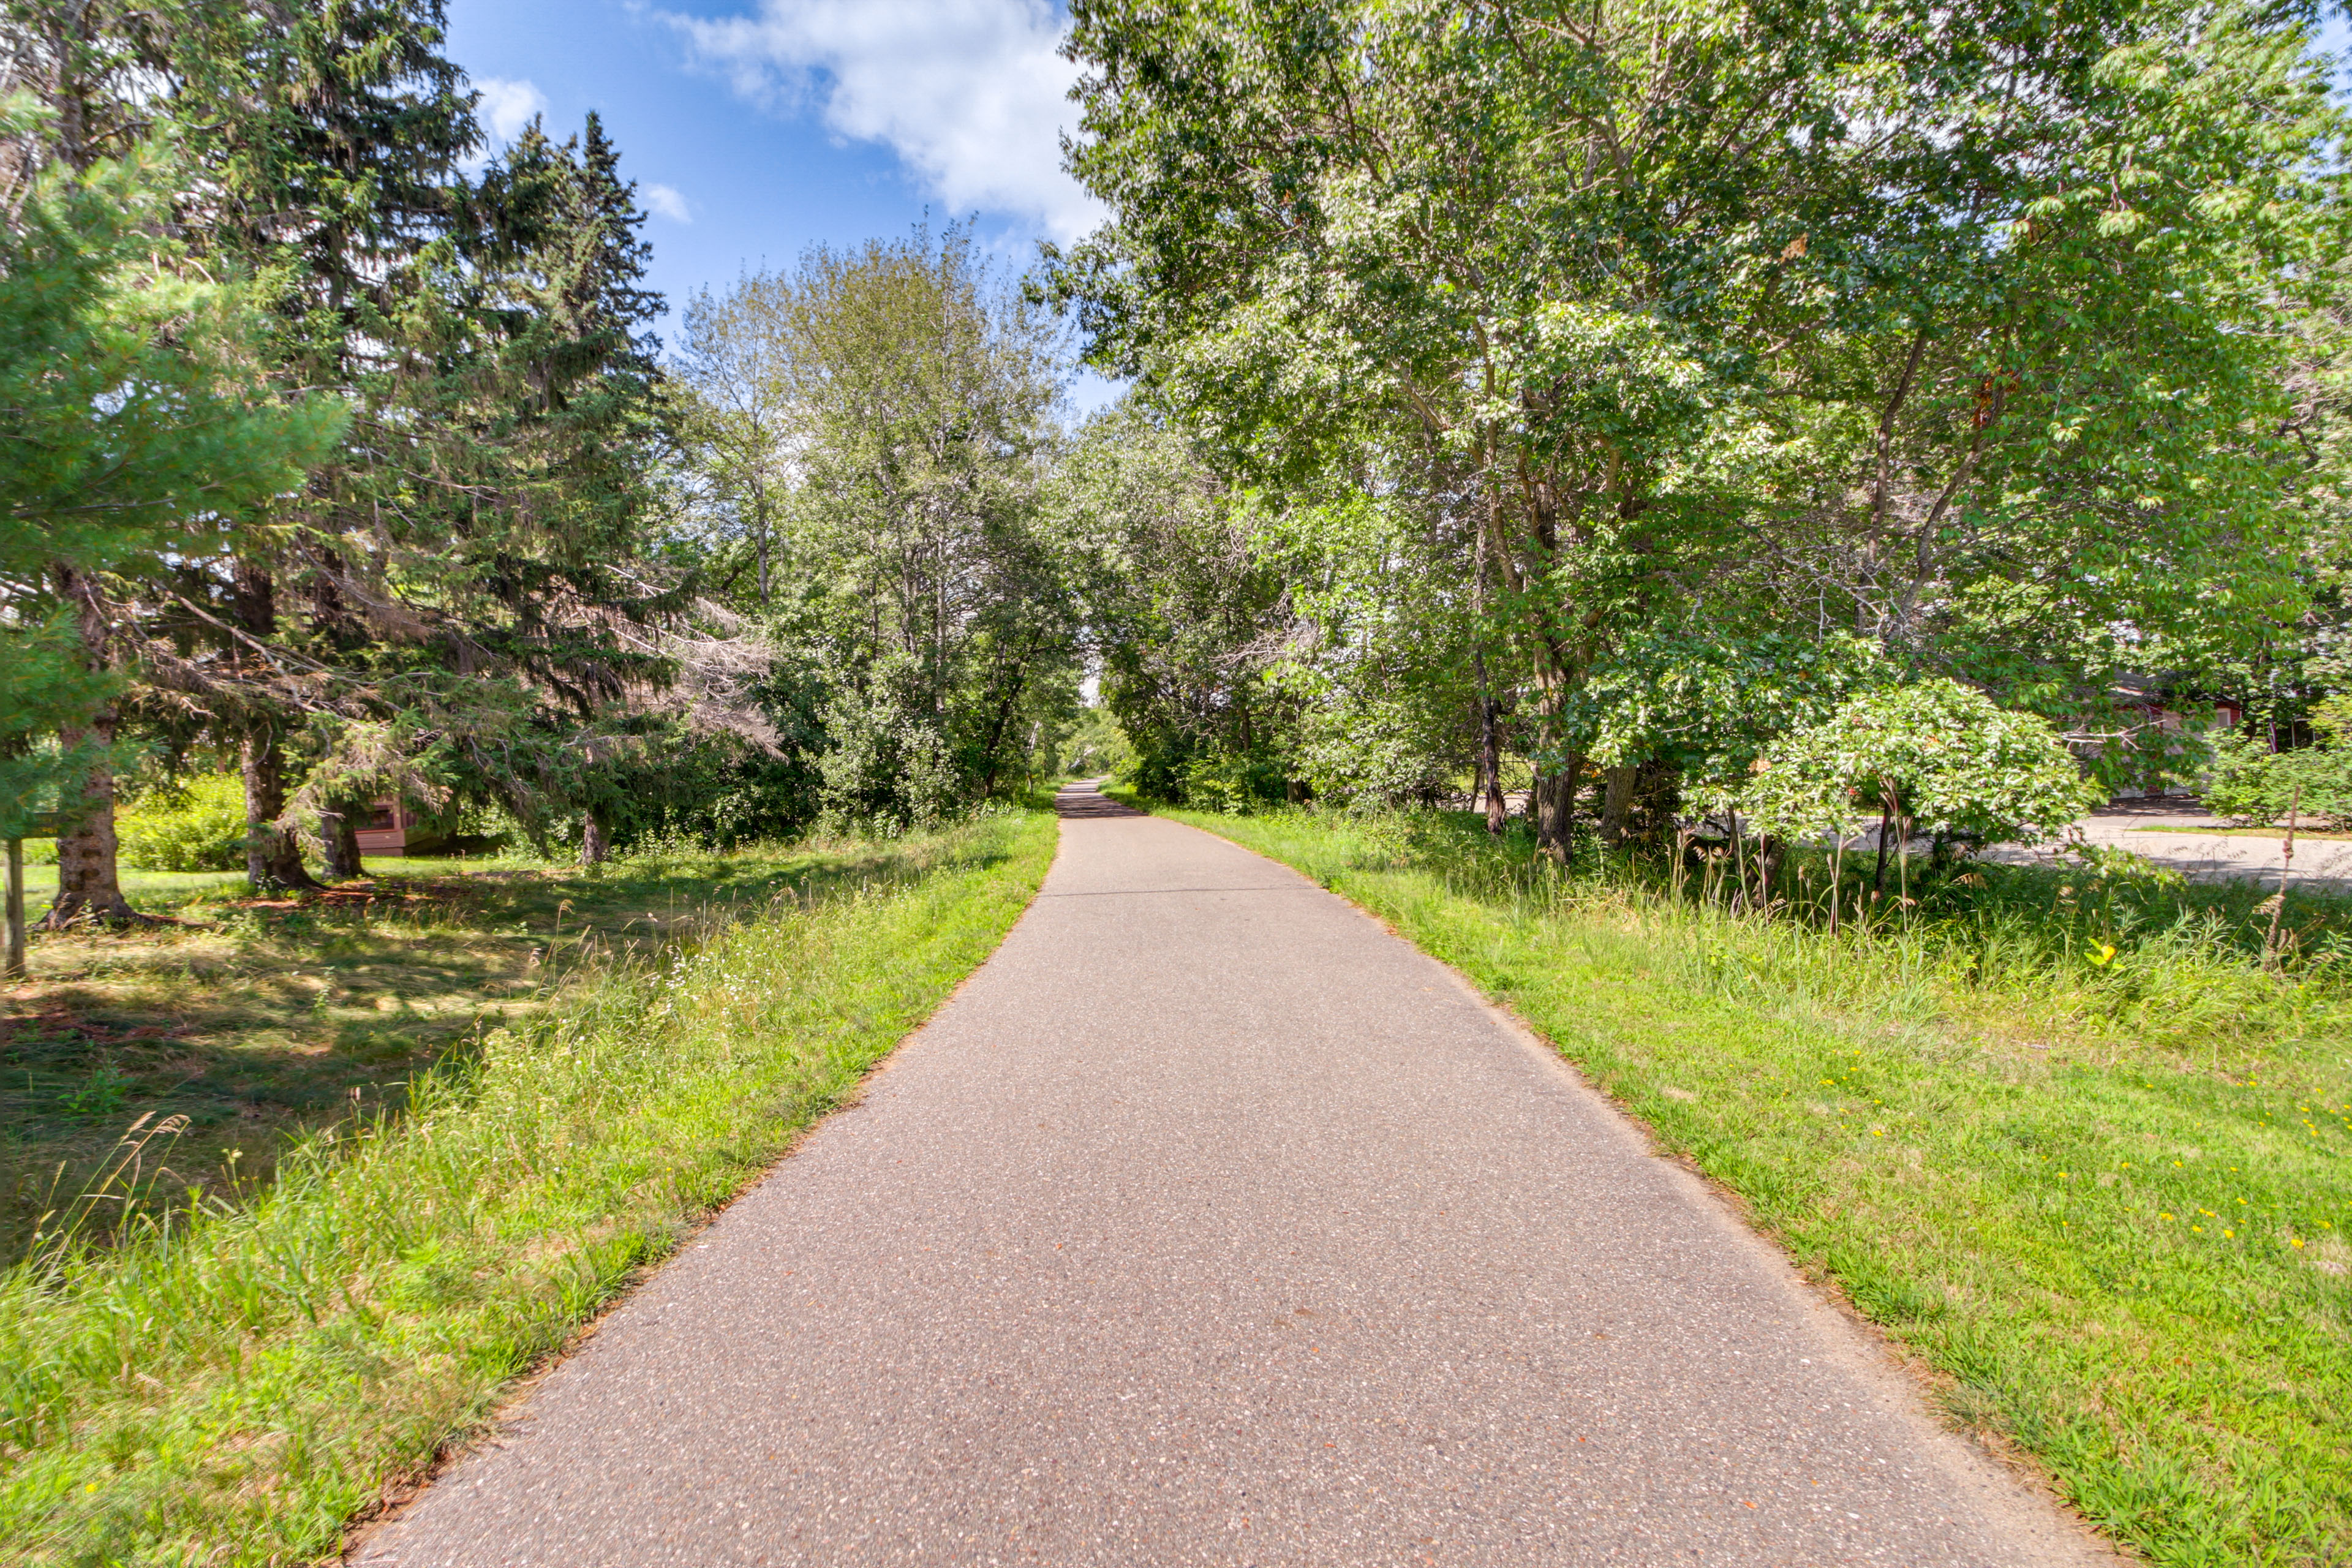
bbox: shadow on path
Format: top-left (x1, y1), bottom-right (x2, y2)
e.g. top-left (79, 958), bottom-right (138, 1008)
top-left (1054, 782), bottom-right (1142, 820)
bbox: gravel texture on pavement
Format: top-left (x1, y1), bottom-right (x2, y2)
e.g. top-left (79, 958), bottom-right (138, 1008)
top-left (353, 783), bottom-right (2116, 1567)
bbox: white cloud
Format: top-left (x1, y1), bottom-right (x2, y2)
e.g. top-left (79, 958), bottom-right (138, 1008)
top-left (476, 77), bottom-right (550, 146)
top-left (644, 183), bottom-right (695, 224)
top-left (659, 0), bottom-right (1103, 243)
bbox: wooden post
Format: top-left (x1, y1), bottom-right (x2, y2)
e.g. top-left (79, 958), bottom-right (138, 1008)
top-left (6, 837), bottom-right (24, 980)
top-left (2264, 783), bottom-right (2301, 966)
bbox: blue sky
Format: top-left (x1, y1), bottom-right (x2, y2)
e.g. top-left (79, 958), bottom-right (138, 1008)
top-left (443, 0), bottom-right (1098, 347)
top-left (447, 0), bottom-right (2352, 362)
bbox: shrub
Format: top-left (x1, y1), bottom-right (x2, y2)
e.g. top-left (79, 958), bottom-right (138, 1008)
top-left (1294, 695), bottom-right (1460, 809)
top-left (115, 774), bottom-right (247, 872)
top-left (1740, 679), bottom-right (2101, 850)
top-left (2203, 732), bottom-right (2352, 829)
top-left (1178, 750), bottom-right (1289, 814)
top-left (816, 687), bottom-right (963, 832)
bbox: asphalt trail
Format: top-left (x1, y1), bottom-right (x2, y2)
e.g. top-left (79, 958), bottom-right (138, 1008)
top-left (356, 782), bottom-right (2113, 1567)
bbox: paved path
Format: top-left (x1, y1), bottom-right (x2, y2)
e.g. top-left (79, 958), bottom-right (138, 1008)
top-left (1993, 802), bottom-right (2352, 894)
top-left (356, 784), bottom-right (2111, 1567)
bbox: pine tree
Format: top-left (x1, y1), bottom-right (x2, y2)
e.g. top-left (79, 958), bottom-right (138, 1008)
top-left (0, 106), bottom-right (341, 919)
top-left (174, 0), bottom-right (477, 886)
top-left (251, 109), bottom-right (681, 867)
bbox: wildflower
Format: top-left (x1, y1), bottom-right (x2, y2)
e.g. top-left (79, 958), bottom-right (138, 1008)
top-left (2160, 1213), bottom-right (2174, 1221)
top-left (2224, 1229), bottom-right (2235, 1238)
top-left (2292, 1239), bottom-right (2305, 1250)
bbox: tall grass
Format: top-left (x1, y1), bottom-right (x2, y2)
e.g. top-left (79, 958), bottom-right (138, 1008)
top-left (0, 808), bottom-right (1055, 1567)
top-left (1144, 800), bottom-right (2351, 1568)
top-left (2, 827), bottom-right (978, 1265)
top-left (1263, 808), bottom-right (2352, 1080)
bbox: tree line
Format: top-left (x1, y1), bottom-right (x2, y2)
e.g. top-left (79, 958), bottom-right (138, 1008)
top-left (1053, 0), bottom-right (2352, 857)
top-left (0, 2), bottom-right (1092, 925)
top-left (9, 0), bottom-right (2352, 919)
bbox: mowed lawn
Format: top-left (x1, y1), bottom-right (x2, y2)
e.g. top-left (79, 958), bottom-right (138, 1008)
top-left (1136, 799), bottom-right (2351, 1568)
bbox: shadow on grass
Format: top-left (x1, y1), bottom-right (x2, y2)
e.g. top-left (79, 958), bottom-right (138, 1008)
top-left (0, 818), bottom-right (1023, 1263)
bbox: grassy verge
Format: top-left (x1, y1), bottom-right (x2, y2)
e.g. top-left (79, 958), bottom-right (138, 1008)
top-left (1, 840), bottom-right (950, 1260)
top-left (1130, 796), bottom-right (2350, 1568)
top-left (0, 807), bottom-right (1056, 1567)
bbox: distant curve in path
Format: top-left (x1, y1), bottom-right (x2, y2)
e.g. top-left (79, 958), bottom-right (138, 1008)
top-left (355, 781), bottom-right (2114, 1567)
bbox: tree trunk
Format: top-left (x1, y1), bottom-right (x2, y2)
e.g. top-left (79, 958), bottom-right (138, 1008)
top-left (320, 802), bottom-right (366, 881)
top-left (1600, 764), bottom-right (1638, 845)
top-left (241, 732), bottom-right (321, 891)
top-left (1872, 798), bottom-right (1894, 894)
top-left (230, 563), bottom-right (320, 891)
top-left (581, 809), bottom-right (611, 867)
top-left (1534, 752), bottom-right (1581, 861)
top-left (43, 718), bottom-right (143, 927)
top-left (41, 567), bottom-right (142, 927)
top-left (1479, 688), bottom-right (1507, 836)
top-left (1470, 521), bottom-right (1506, 837)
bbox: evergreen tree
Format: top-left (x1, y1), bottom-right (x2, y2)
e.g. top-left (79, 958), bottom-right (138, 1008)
top-left (264, 109), bottom-right (681, 867)
top-left (0, 102), bottom-right (341, 918)
top-left (176, 0), bottom-right (477, 886)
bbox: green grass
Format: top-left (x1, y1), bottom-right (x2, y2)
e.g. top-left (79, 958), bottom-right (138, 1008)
top-left (12, 864), bottom-right (252, 901)
top-left (1130, 796), bottom-right (2351, 1568)
top-left (1, 840), bottom-right (963, 1261)
top-left (0, 808), bottom-right (1056, 1567)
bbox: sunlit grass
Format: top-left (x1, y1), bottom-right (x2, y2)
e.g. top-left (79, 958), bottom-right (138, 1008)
top-left (1139, 797), bottom-right (2351, 1568)
top-left (0, 836), bottom-right (963, 1261)
top-left (0, 809), bottom-right (1055, 1566)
